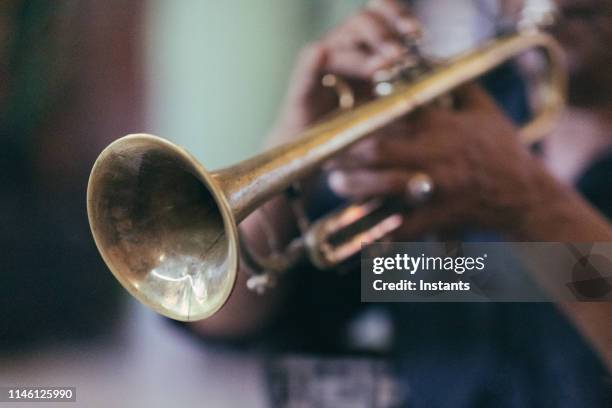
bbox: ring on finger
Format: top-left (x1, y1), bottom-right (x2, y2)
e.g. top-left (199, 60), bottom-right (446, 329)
top-left (405, 172), bottom-right (434, 204)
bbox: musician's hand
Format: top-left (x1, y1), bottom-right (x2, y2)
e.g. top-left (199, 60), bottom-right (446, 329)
top-left (268, 0), bottom-right (420, 145)
top-left (327, 84), bottom-right (566, 237)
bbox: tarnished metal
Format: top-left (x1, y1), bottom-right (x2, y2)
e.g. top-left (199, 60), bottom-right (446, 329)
top-left (87, 31), bottom-right (566, 321)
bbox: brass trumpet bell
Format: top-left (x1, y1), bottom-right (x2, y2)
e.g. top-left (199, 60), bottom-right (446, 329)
top-left (87, 135), bottom-right (238, 321)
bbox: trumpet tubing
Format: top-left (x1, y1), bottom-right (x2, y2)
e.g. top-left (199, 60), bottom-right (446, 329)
top-left (87, 31), bottom-right (566, 321)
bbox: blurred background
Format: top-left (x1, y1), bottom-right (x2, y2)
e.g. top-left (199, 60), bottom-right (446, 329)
top-left (0, 1), bottom-right (367, 406)
top-left (0, 0), bottom-right (562, 407)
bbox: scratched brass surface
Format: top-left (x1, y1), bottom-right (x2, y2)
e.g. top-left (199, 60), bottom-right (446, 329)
top-left (87, 32), bottom-right (566, 321)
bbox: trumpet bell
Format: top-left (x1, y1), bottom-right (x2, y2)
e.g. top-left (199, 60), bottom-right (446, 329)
top-left (87, 134), bottom-right (238, 321)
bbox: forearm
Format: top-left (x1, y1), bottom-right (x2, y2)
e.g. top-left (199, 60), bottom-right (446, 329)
top-left (560, 302), bottom-right (612, 372)
top-left (508, 166), bottom-right (612, 371)
top-left (511, 173), bottom-right (612, 242)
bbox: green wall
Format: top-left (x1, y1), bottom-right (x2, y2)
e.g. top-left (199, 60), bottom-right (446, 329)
top-left (145, 0), bottom-right (362, 169)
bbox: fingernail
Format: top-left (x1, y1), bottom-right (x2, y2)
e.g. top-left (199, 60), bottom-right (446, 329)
top-left (328, 171), bottom-right (346, 193)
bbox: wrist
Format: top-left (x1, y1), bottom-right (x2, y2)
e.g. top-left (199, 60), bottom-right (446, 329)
top-left (506, 162), bottom-right (575, 240)
top-left (508, 161), bottom-right (612, 241)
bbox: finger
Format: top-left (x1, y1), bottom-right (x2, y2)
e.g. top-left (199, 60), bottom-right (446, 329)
top-left (327, 134), bottom-right (433, 170)
top-left (323, 13), bottom-right (404, 80)
top-left (328, 169), bottom-right (414, 199)
top-left (325, 48), bottom-right (391, 78)
top-left (366, 0), bottom-right (422, 37)
top-left (355, 10), bottom-right (405, 57)
top-left (326, 10), bottom-right (404, 54)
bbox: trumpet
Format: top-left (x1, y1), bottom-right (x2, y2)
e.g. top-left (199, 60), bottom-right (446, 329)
top-left (87, 30), bottom-right (566, 321)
